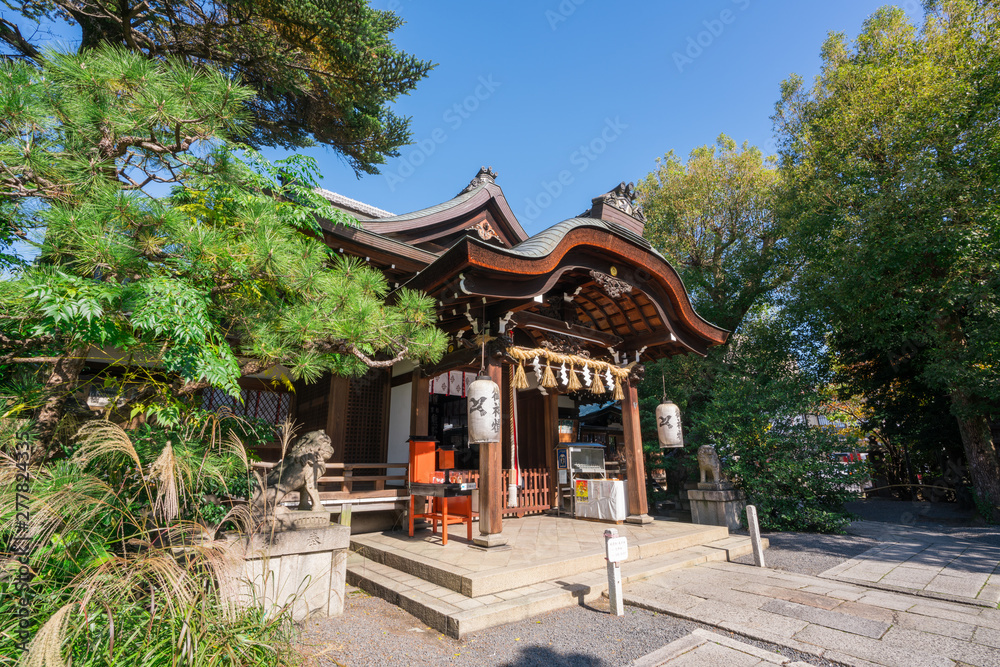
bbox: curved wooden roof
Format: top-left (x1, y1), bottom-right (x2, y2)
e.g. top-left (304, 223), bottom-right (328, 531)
top-left (318, 170), bottom-right (728, 360)
top-left (404, 217), bottom-right (728, 359)
top-left (361, 179), bottom-right (528, 252)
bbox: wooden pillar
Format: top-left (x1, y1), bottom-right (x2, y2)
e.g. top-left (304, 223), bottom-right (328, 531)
top-left (409, 371), bottom-right (429, 436)
top-left (543, 391), bottom-right (559, 507)
top-left (474, 357), bottom-right (507, 547)
top-left (621, 379), bottom-right (653, 524)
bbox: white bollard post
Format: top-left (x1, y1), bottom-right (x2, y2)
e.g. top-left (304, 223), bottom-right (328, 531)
top-left (746, 504), bottom-right (766, 568)
top-left (604, 529), bottom-right (627, 616)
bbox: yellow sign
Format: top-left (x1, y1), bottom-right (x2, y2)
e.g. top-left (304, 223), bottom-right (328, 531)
top-left (575, 480), bottom-right (589, 499)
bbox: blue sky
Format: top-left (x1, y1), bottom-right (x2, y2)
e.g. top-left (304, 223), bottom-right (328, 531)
top-left (276, 0), bottom-right (922, 236)
top-left (8, 0), bottom-right (922, 243)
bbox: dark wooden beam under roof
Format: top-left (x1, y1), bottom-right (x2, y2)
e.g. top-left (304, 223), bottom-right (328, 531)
top-left (508, 311), bottom-right (623, 347)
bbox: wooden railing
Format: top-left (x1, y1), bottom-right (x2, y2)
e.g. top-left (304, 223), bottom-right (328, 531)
top-left (251, 462), bottom-right (551, 515)
top-left (252, 461), bottom-right (408, 499)
top-left (449, 467), bottom-right (551, 518)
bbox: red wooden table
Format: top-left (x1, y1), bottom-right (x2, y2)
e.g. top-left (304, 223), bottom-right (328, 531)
top-left (408, 482), bottom-right (475, 546)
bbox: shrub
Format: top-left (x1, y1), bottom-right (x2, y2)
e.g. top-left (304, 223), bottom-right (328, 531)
top-left (0, 420), bottom-right (300, 666)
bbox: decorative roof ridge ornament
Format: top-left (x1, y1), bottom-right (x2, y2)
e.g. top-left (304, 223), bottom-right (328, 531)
top-left (589, 269), bottom-right (633, 299)
top-left (459, 166), bottom-right (499, 195)
top-left (581, 181), bottom-right (646, 223)
top-left (467, 218), bottom-right (501, 242)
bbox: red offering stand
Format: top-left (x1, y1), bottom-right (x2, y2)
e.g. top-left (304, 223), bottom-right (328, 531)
top-left (408, 437), bottom-right (476, 545)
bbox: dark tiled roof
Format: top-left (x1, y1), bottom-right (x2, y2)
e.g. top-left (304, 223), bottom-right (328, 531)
top-left (505, 218), bottom-right (663, 260)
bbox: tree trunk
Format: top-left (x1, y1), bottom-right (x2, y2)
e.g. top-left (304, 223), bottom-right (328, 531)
top-left (31, 346), bottom-right (88, 465)
top-left (952, 391), bottom-right (1000, 522)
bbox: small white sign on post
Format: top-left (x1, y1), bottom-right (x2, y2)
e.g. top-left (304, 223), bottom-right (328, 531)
top-left (604, 529), bottom-right (626, 616)
top-left (606, 537), bottom-right (629, 563)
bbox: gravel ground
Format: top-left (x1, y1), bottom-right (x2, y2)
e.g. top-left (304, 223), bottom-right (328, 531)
top-left (298, 588), bottom-right (838, 667)
top-left (844, 499), bottom-right (1000, 545)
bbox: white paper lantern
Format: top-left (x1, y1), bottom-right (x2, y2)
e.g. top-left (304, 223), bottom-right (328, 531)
top-left (468, 374), bottom-right (501, 443)
top-left (655, 399), bottom-right (683, 448)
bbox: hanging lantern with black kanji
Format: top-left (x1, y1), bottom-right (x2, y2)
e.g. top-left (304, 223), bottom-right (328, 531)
top-left (656, 398), bottom-right (683, 448)
top-left (468, 374), bottom-right (501, 443)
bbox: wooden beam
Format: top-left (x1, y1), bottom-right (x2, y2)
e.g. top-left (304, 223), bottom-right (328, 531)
top-left (477, 357), bottom-right (504, 540)
top-left (509, 310), bottom-right (622, 347)
top-left (621, 379), bottom-right (651, 522)
top-left (419, 347), bottom-right (479, 377)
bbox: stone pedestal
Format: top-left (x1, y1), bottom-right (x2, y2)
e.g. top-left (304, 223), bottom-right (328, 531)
top-left (686, 483), bottom-right (745, 531)
top-left (472, 532), bottom-right (509, 549)
top-left (222, 523), bottom-right (351, 621)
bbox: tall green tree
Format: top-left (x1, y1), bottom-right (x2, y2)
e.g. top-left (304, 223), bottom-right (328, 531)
top-left (0, 47), bottom-right (446, 461)
top-left (775, 0), bottom-right (1000, 520)
top-left (2, 0), bottom-right (433, 174)
top-left (639, 134), bottom-right (794, 333)
top-left (636, 136), bottom-right (795, 446)
top-left (636, 136), bottom-right (857, 531)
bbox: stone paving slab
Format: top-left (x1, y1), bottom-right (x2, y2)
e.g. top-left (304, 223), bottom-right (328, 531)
top-left (351, 515), bottom-right (728, 597)
top-left (819, 529), bottom-right (1000, 607)
top-left (346, 537), bottom-right (753, 638)
top-left (624, 560), bottom-right (1000, 667)
top-left (631, 629), bottom-right (814, 666)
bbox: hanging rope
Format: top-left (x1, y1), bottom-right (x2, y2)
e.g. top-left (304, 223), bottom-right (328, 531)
top-left (508, 373), bottom-right (520, 507)
top-left (507, 346), bottom-right (631, 398)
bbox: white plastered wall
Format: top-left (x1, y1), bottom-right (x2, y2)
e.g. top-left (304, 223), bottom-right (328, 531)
top-left (386, 380), bottom-right (412, 486)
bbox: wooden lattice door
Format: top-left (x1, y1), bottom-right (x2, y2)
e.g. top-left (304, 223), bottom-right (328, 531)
top-left (341, 369), bottom-right (390, 489)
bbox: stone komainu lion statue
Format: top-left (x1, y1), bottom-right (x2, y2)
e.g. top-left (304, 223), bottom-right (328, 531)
top-left (698, 444), bottom-right (723, 485)
top-left (251, 430), bottom-right (335, 517)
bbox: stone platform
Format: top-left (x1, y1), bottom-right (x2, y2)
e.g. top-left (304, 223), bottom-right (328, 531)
top-left (347, 515), bottom-right (765, 637)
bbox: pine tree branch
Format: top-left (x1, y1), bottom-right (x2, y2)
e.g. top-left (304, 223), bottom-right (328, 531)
top-left (344, 344), bottom-right (408, 368)
top-left (0, 17), bottom-right (42, 62)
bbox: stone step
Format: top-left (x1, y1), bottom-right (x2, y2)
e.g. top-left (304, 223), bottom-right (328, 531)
top-left (347, 537), bottom-right (759, 638)
top-left (350, 522), bottom-right (730, 598)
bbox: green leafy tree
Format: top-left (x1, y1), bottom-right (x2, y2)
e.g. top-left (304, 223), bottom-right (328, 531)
top-left (636, 137), bottom-right (784, 474)
top-left (635, 136), bottom-right (860, 530)
top-left (775, 1), bottom-right (1000, 520)
top-left (0, 47), bottom-right (447, 462)
top-left (702, 309), bottom-right (863, 532)
top-left (2, 0), bottom-right (433, 174)
top-left (639, 134), bottom-right (794, 333)
top-left (831, 337), bottom-right (967, 502)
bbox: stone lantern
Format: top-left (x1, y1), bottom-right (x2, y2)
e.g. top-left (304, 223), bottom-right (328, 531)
top-left (468, 374), bottom-right (501, 443)
top-left (655, 399), bottom-right (683, 448)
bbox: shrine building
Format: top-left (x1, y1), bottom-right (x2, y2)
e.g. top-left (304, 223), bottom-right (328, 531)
top-left (223, 167), bottom-right (728, 543)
